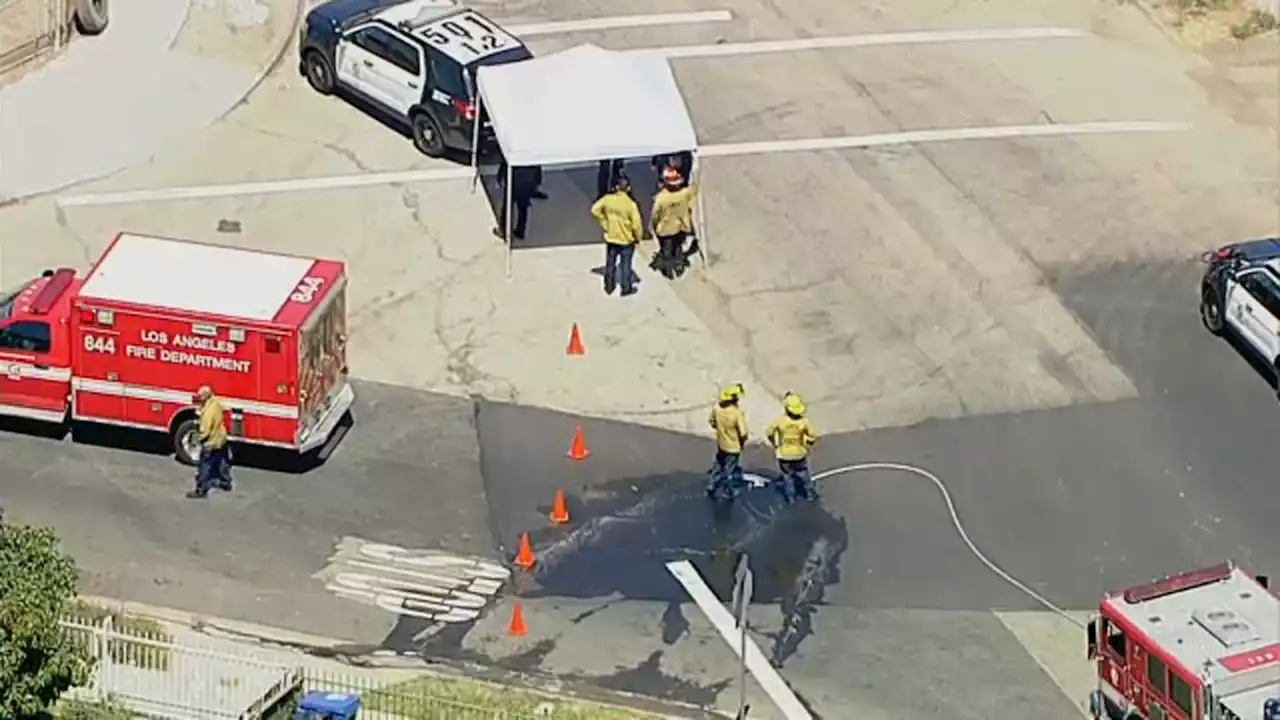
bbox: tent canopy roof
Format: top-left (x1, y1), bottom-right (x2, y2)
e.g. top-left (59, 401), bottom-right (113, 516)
top-left (476, 44), bottom-right (698, 167)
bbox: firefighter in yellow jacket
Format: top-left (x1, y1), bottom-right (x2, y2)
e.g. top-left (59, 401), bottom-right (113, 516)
top-left (590, 173), bottom-right (644, 297)
top-left (766, 392), bottom-right (819, 502)
top-left (187, 385), bottom-right (232, 499)
top-left (650, 165), bottom-right (700, 279)
top-left (706, 383), bottom-right (748, 500)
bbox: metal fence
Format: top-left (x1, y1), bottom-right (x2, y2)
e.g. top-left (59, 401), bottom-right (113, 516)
top-left (57, 610), bottom-right (654, 720)
top-left (60, 614), bottom-right (299, 720)
top-left (0, 0), bottom-right (70, 76)
top-left (299, 670), bottom-right (549, 720)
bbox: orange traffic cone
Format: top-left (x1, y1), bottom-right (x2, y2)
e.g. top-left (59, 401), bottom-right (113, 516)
top-left (567, 425), bottom-right (590, 461)
top-left (566, 323), bottom-right (585, 356)
top-left (508, 601), bottom-right (528, 637)
top-left (549, 488), bottom-right (570, 525)
top-left (513, 532), bottom-right (536, 570)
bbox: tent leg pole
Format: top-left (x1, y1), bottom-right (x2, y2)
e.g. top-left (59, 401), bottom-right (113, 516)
top-left (505, 165), bottom-right (513, 279)
top-left (470, 95), bottom-right (483, 194)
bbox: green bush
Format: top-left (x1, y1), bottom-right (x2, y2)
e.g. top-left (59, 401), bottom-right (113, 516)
top-left (64, 602), bottom-right (173, 671)
top-left (1231, 8), bottom-right (1279, 37)
top-left (0, 521), bottom-right (94, 720)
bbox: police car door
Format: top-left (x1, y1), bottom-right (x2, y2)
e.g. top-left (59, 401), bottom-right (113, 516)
top-left (1226, 270), bottom-right (1280, 361)
top-left (374, 30), bottom-right (425, 115)
top-left (335, 26), bottom-right (400, 108)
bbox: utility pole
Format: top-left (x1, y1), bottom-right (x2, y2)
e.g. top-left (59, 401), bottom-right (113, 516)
top-left (730, 552), bottom-right (754, 720)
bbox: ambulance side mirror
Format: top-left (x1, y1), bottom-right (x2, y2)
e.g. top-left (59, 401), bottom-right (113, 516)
top-left (1256, 574), bottom-right (1270, 590)
top-left (1086, 619), bottom-right (1098, 661)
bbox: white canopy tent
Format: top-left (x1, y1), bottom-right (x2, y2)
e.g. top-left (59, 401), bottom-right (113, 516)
top-left (473, 44), bottom-right (704, 275)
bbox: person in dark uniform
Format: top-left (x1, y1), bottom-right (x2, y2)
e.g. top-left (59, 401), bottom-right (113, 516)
top-left (597, 159), bottom-right (626, 199)
top-left (492, 160), bottom-right (542, 241)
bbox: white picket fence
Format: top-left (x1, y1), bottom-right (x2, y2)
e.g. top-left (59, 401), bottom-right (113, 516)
top-left (60, 614), bottom-right (299, 719)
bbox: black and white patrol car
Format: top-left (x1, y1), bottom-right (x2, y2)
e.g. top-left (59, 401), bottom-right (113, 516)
top-left (299, 0), bottom-right (531, 157)
top-left (1200, 238), bottom-right (1280, 392)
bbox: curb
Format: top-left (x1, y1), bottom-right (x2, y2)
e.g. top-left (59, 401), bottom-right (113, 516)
top-left (6, 0), bottom-right (306, 205)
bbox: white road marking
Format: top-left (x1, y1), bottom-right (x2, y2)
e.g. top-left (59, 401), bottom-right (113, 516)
top-left (698, 121), bottom-right (1194, 158)
top-left (665, 560), bottom-right (813, 720)
top-left (314, 537), bottom-right (510, 623)
top-left (54, 121), bottom-right (1193, 207)
top-left (504, 10), bottom-right (734, 36)
top-left (653, 27), bottom-right (1087, 59)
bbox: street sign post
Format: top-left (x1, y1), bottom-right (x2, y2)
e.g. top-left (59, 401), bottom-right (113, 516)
top-left (730, 553), bottom-right (753, 720)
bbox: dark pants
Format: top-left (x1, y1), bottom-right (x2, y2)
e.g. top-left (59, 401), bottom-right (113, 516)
top-left (707, 449), bottom-right (745, 499)
top-left (654, 232), bottom-right (688, 278)
top-left (497, 196), bottom-right (531, 239)
top-left (604, 243), bottom-right (636, 295)
top-left (597, 160), bottom-right (624, 198)
top-left (195, 446), bottom-right (232, 494)
top-left (775, 458), bottom-right (815, 503)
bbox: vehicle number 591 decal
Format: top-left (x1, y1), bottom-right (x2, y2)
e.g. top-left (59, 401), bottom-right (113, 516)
top-left (291, 276), bottom-right (325, 303)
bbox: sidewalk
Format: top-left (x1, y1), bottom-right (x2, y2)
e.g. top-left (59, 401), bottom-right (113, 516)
top-left (0, 0), bottom-right (299, 201)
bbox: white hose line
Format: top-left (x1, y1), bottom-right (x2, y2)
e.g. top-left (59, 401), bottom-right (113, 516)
top-left (812, 462), bottom-right (1086, 628)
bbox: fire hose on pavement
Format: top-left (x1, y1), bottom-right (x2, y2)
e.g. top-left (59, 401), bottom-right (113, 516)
top-left (811, 462), bottom-right (1085, 629)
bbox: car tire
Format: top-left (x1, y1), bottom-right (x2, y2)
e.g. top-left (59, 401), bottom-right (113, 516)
top-left (72, 0), bottom-right (109, 35)
top-left (172, 418), bottom-right (201, 466)
top-left (1201, 288), bottom-right (1225, 336)
top-left (411, 112), bottom-right (446, 157)
top-left (303, 50), bottom-right (335, 95)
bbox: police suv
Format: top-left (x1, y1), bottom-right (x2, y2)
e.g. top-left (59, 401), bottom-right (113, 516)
top-left (1200, 238), bottom-right (1280, 393)
top-left (299, 0), bottom-right (531, 157)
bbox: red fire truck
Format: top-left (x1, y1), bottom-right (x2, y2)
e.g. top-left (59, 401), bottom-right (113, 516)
top-left (0, 232), bottom-right (354, 464)
top-left (1087, 561), bottom-right (1280, 720)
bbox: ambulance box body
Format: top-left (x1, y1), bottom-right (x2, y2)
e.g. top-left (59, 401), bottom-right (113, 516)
top-left (0, 233), bottom-right (354, 464)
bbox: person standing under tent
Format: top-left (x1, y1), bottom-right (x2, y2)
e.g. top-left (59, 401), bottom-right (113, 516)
top-left (597, 158), bottom-right (626, 199)
top-left (492, 160), bottom-right (542, 241)
top-left (590, 172), bottom-right (643, 296)
top-left (650, 165), bottom-right (700, 279)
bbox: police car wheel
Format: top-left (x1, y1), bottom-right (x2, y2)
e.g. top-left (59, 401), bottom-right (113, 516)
top-left (1200, 288), bottom-right (1225, 336)
top-left (72, 0), bottom-right (109, 35)
top-left (173, 419), bottom-right (201, 466)
top-left (303, 51), bottom-right (335, 95)
top-left (411, 113), bottom-right (445, 157)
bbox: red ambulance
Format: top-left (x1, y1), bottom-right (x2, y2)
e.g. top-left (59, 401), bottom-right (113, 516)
top-left (0, 232), bottom-right (354, 464)
top-left (1086, 561), bottom-right (1279, 720)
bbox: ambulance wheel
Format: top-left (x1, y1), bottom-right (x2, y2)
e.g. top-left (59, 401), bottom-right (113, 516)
top-left (172, 418), bottom-right (202, 466)
top-left (410, 112), bottom-right (445, 157)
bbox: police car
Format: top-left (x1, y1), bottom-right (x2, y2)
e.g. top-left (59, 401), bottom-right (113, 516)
top-left (299, 0), bottom-right (531, 157)
top-left (1200, 238), bottom-right (1280, 392)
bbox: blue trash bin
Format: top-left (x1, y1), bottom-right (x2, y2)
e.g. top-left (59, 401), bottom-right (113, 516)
top-left (295, 690), bottom-right (361, 720)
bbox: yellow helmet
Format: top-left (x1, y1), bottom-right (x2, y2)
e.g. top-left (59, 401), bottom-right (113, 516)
top-left (784, 392), bottom-right (805, 416)
top-left (719, 383), bottom-right (746, 402)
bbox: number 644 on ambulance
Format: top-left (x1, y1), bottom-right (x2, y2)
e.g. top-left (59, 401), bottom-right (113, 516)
top-left (0, 232), bottom-right (355, 465)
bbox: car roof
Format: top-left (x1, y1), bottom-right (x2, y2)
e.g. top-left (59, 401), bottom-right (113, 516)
top-left (389, 6), bottom-right (525, 65)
